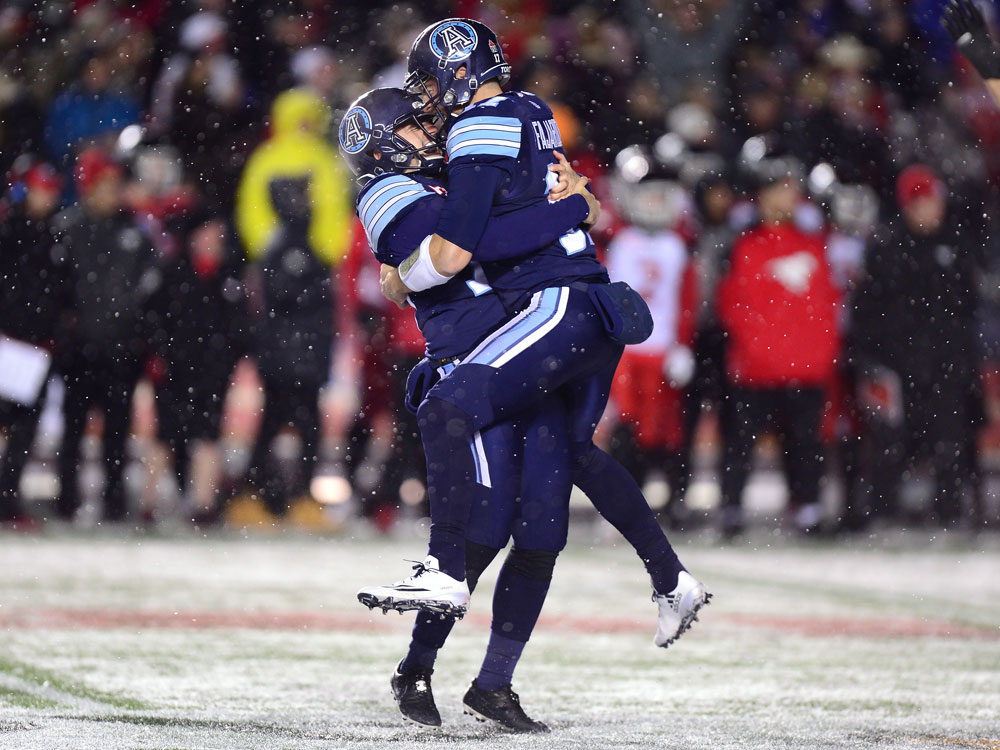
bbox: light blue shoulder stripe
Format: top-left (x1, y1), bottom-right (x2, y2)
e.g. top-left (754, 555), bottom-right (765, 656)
top-left (361, 181), bottom-right (420, 227)
top-left (365, 189), bottom-right (426, 249)
top-left (358, 175), bottom-right (416, 222)
top-left (366, 189), bottom-right (428, 250)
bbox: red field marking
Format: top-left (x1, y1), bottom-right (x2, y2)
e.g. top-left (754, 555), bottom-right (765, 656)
top-left (0, 609), bottom-right (397, 632)
top-left (1, 608), bottom-right (997, 640)
top-left (719, 613), bottom-right (1000, 640)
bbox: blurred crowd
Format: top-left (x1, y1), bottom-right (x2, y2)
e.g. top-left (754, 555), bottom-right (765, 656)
top-left (1, 0), bottom-right (999, 536)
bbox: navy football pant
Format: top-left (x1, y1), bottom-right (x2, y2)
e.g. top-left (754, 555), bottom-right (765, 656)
top-left (418, 286), bottom-right (617, 578)
top-left (404, 397), bottom-right (570, 672)
top-left (562, 355), bottom-right (688, 595)
top-left (418, 285), bottom-right (684, 592)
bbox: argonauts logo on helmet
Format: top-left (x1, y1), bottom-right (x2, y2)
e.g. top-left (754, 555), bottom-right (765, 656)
top-left (429, 20), bottom-right (477, 62)
top-left (339, 107), bottom-right (372, 154)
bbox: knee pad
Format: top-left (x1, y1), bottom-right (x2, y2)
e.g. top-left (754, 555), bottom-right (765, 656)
top-left (507, 547), bottom-right (558, 582)
top-left (571, 440), bottom-right (605, 477)
top-left (465, 540), bottom-right (500, 592)
top-left (416, 396), bottom-right (474, 442)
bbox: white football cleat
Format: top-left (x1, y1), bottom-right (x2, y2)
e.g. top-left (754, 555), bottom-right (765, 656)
top-left (357, 556), bottom-right (470, 618)
top-left (654, 570), bottom-right (711, 648)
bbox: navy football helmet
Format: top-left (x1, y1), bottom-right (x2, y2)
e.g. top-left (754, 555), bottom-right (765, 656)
top-left (338, 87), bottom-right (443, 185)
top-left (404, 18), bottom-right (511, 138)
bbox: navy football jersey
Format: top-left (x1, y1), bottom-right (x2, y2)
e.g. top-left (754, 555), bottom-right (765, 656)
top-left (444, 91), bottom-right (610, 311)
top-left (358, 172), bottom-right (506, 359)
top-left (357, 171), bottom-right (589, 359)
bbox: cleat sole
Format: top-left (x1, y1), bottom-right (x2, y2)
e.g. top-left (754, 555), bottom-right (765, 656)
top-left (658, 590), bottom-right (712, 649)
top-left (356, 592), bottom-right (466, 619)
top-left (463, 703), bottom-right (548, 733)
top-left (401, 713), bottom-right (443, 730)
top-left (465, 708), bottom-right (488, 723)
top-left (391, 688), bottom-right (442, 730)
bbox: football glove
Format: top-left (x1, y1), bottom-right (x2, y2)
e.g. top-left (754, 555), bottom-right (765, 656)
top-left (943, 0), bottom-right (1000, 79)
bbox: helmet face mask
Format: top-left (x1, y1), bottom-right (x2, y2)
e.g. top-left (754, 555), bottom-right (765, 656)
top-left (611, 144), bottom-right (688, 231)
top-left (616, 179), bottom-right (687, 231)
top-left (402, 71), bottom-right (455, 142)
top-left (338, 88), bottom-right (445, 185)
top-left (405, 18), bottom-right (511, 139)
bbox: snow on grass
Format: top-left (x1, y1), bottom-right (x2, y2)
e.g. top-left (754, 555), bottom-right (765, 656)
top-left (1, 528), bottom-right (999, 749)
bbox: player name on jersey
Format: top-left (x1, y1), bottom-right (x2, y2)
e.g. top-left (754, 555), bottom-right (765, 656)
top-left (530, 119), bottom-right (562, 151)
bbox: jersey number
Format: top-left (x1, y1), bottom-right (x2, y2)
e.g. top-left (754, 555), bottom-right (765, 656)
top-left (559, 229), bottom-right (588, 255)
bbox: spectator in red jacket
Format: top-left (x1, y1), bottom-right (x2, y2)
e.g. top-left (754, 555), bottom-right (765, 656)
top-left (715, 146), bottom-right (841, 537)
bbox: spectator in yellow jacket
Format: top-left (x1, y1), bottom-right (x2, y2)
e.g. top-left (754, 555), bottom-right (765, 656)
top-left (235, 88), bottom-right (351, 266)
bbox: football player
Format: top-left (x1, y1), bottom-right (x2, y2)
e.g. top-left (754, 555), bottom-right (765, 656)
top-left (340, 86), bottom-right (592, 731)
top-left (366, 18), bottom-right (709, 650)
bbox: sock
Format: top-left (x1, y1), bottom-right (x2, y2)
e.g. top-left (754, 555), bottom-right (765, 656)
top-left (477, 631), bottom-right (527, 692)
top-left (418, 397), bottom-right (478, 580)
top-left (400, 614), bottom-right (450, 673)
top-left (574, 442), bottom-right (685, 594)
top-left (476, 550), bottom-right (553, 690)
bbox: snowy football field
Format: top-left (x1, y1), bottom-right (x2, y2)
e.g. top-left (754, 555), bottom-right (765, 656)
top-left (2, 525), bottom-right (999, 749)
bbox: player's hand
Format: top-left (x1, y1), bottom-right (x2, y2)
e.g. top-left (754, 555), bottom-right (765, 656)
top-left (547, 151), bottom-right (582, 201)
top-left (380, 263), bottom-right (410, 309)
top-left (943, 0), bottom-right (1000, 79)
top-left (571, 175), bottom-right (601, 226)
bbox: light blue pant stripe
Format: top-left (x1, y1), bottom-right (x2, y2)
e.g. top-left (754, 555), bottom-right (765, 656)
top-left (465, 287), bottom-right (561, 366)
top-left (470, 438), bottom-right (482, 485)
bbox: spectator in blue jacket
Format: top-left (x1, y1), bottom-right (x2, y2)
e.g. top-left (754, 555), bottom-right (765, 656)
top-left (45, 48), bottom-right (140, 169)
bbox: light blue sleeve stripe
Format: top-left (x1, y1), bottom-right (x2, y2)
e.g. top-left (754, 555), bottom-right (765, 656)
top-left (449, 122), bottom-right (521, 140)
top-left (451, 115), bottom-right (521, 130)
top-left (368, 190), bottom-right (428, 250)
top-left (449, 142), bottom-right (520, 159)
top-left (358, 176), bottom-right (414, 221)
top-left (448, 128), bottom-right (521, 148)
top-left (447, 117), bottom-right (521, 151)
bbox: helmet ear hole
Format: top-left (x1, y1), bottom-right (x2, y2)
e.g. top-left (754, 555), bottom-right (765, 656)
top-left (406, 19), bottom-right (508, 134)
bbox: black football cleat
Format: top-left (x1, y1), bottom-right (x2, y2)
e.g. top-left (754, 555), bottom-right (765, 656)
top-left (391, 661), bottom-right (441, 728)
top-left (462, 680), bottom-right (550, 733)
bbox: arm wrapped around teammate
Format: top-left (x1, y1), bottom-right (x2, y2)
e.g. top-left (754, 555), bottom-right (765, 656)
top-left (399, 234), bottom-right (455, 292)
